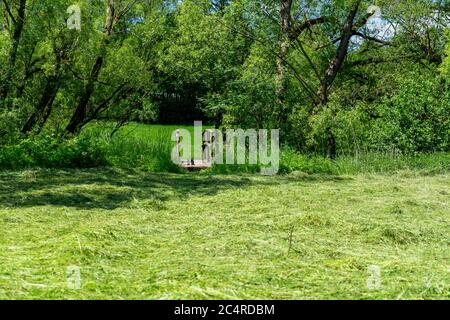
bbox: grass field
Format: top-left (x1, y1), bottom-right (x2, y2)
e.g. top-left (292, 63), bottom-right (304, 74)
top-left (81, 122), bottom-right (208, 173)
top-left (0, 168), bottom-right (448, 299)
top-left (79, 122), bottom-right (450, 175)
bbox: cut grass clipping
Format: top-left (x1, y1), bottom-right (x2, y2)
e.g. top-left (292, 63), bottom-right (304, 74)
top-left (0, 169), bottom-right (448, 299)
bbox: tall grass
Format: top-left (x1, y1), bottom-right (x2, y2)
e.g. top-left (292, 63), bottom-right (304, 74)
top-left (0, 134), bottom-right (107, 170)
top-left (1, 122), bottom-right (447, 174)
top-left (81, 122), bottom-right (182, 173)
top-left (280, 148), bottom-right (450, 175)
top-left (82, 122), bottom-right (449, 175)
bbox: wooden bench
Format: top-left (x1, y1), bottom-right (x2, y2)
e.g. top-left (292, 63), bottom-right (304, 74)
top-left (179, 160), bottom-right (212, 170)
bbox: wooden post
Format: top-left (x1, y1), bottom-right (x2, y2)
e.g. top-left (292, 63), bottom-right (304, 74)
top-left (175, 129), bottom-right (180, 164)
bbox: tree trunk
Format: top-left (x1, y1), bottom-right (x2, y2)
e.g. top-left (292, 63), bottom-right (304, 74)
top-left (275, 0), bottom-right (292, 126)
top-left (65, 0), bottom-right (115, 134)
top-left (21, 33), bottom-right (74, 134)
top-left (65, 56), bottom-right (104, 134)
top-left (318, 0), bottom-right (362, 159)
top-left (0, 0), bottom-right (27, 100)
top-left (21, 76), bottom-right (61, 134)
top-left (276, 0), bottom-right (292, 99)
top-left (318, 0), bottom-right (361, 106)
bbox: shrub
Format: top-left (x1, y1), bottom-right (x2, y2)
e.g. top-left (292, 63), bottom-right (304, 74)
top-left (0, 135), bottom-right (107, 170)
top-left (368, 73), bottom-right (450, 153)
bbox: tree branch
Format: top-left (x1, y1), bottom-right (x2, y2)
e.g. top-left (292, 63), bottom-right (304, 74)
top-left (352, 31), bottom-right (392, 46)
top-left (289, 16), bottom-right (333, 41)
top-left (2, 0), bottom-right (17, 25)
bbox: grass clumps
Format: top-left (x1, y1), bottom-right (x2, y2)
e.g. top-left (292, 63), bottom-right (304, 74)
top-left (1, 122), bottom-right (448, 175)
top-left (0, 169), bottom-right (448, 299)
top-left (0, 135), bottom-right (107, 170)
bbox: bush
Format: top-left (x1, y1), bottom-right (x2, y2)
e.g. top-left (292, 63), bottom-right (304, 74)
top-left (81, 123), bottom-right (183, 173)
top-left (0, 135), bottom-right (107, 170)
top-left (286, 68), bottom-right (449, 156)
top-left (368, 73), bottom-right (450, 153)
top-left (279, 148), bottom-right (450, 176)
top-left (280, 148), bottom-right (334, 174)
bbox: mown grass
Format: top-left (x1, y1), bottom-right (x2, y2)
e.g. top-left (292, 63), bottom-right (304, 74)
top-left (0, 168), bottom-right (448, 299)
top-left (1, 123), bottom-right (448, 299)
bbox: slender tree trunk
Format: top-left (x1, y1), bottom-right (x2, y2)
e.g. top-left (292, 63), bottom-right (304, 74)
top-left (318, 0), bottom-right (361, 106)
top-left (21, 33), bottom-right (74, 134)
top-left (276, 0), bottom-right (292, 126)
top-left (0, 0), bottom-right (27, 100)
top-left (276, 0), bottom-right (292, 101)
top-left (21, 76), bottom-right (61, 134)
top-left (317, 0), bottom-right (362, 159)
top-left (65, 0), bottom-right (115, 134)
top-left (65, 56), bottom-right (104, 134)
top-left (2, 1), bottom-right (11, 31)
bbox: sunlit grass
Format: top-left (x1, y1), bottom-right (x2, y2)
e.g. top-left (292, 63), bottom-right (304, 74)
top-left (0, 168), bottom-right (448, 299)
top-left (1, 123), bottom-right (448, 299)
top-left (80, 122), bottom-right (450, 175)
top-left (81, 122), bottom-right (209, 173)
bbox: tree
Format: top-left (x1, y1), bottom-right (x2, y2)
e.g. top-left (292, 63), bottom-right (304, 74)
top-left (0, 0), bottom-right (27, 101)
top-left (21, 30), bottom-right (78, 134)
top-left (268, 0), bottom-right (384, 157)
top-left (441, 30), bottom-right (450, 75)
top-left (65, 0), bottom-right (117, 134)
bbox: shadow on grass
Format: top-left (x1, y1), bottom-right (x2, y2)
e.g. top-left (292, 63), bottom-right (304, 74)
top-left (0, 168), bottom-right (352, 210)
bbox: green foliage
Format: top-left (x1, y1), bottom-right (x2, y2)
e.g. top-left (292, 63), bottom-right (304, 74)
top-left (441, 30), bottom-right (450, 76)
top-left (285, 64), bottom-right (449, 156)
top-left (0, 135), bottom-right (107, 170)
top-left (368, 71), bottom-right (449, 153)
top-left (4, 122), bottom-right (444, 176)
top-left (203, 42), bottom-right (278, 129)
top-left (0, 0), bottom-right (448, 164)
top-left (85, 123), bottom-right (450, 175)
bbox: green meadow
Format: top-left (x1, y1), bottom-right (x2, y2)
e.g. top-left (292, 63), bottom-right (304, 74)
top-left (1, 0), bottom-right (449, 302)
top-left (0, 123), bottom-right (448, 300)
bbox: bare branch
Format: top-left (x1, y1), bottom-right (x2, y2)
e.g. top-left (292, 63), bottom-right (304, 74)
top-left (289, 16), bottom-right (334, 41)
top-left (352, 31), bottom-right (392, 46)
